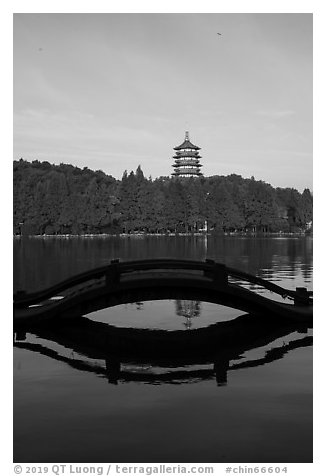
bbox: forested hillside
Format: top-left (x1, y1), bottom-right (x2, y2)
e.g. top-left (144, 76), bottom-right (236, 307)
top-left (13, 159), bottom-right (313, 235)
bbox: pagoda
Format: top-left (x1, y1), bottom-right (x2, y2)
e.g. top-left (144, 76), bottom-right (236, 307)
top-left (172, 131), bottom-right (203, 177)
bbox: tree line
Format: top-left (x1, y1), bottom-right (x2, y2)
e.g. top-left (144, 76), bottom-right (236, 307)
top-left (13, 159), bottom-right (313, 235)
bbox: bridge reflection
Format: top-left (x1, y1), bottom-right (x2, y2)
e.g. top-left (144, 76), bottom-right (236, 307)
top-left (14, 309), bottom-right (312, 387)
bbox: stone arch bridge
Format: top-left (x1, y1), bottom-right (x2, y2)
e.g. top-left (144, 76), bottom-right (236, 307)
top-left (14, 258), bottom-right (313, 325)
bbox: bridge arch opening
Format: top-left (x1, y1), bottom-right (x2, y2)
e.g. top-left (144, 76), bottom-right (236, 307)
top-left (86, 298), bottom-right (243, 331)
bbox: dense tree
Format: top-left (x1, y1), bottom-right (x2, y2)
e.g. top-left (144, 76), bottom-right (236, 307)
top-left (13, 159), bottom-right (313, 235)
top-left (241, 179), bottom-right (279, 232)
top-left (299, 189), bottom-right (313, 226)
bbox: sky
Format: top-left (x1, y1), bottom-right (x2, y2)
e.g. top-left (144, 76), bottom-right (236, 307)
top-left (13, 13), bottom-right (313, 191)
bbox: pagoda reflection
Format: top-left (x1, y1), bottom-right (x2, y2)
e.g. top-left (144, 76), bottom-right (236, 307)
top-left (175, 299), bottom-right (201, 329)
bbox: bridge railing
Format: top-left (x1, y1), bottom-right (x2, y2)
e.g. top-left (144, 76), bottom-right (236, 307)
top-left (13, 258), bottom-right (312, 308)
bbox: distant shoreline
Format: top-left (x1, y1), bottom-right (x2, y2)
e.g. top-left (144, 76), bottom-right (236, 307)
top-left (13, 231), bottom-right (312, 239)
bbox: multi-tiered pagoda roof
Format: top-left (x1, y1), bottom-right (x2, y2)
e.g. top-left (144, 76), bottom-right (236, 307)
top-left (172, 131), bottom-right (203, 177)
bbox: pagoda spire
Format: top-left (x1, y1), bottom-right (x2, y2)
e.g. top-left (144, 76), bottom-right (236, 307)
top-left (172, 131), bottom-right (203, 178)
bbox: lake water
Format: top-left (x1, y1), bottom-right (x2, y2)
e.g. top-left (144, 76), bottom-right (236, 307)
top-left (13, 235), bottom-right (313, 463)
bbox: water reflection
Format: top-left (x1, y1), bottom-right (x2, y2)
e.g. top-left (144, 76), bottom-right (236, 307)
top-left (13, 236), bottom-right (313, 293)
top-left (13, 236), bottom-right (313, 463)
top-left (175, 300), bottom-right (201, 329)
top-left (14, 309), bottom-right (312, 387)
top-left (87, 299), bottom-right (242, 330)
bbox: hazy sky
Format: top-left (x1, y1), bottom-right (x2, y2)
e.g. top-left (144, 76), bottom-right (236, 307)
top-left (13, 13), bottom-right (312, 190)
